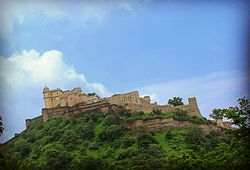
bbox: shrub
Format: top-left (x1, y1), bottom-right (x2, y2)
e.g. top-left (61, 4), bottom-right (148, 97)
top-left (168, 97), bottom-right (184, 106)
top-left (98, 125), bottom-right (123, 141)
top-left (137, 129), bottom-right (158, 149)
top-left (184, 126), bottom-right (205, 151)
top-left (152, 109), bottom-right (163, 115)
top-left (76, 125), bottom-right (95, 140)
top-left (165, 130), bottom-right (173, 140)
top-left (103, 115), bottom-right (119, 126)
top-left (27, 135), bottom-right (37, 143)
top-left (121, 136), bottom-right (136, 148)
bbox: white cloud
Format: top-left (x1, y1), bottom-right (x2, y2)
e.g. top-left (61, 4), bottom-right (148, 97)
top-left (0, 49), bottom-right (110, 96)
top-left (137, 71), bottom-right (247, 118)
top-left (0, 0), bottom-right (142, 38)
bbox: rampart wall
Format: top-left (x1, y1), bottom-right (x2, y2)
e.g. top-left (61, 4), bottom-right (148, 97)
top-left (41, 101), bottom-right (118, 121)
top-left (123, 97), bottom-right (201, 116)
top-left (25, 115), bottom-right (42, 128)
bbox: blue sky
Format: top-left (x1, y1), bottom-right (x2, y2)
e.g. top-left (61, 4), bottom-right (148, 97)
top-left (0, 0), bottom-right (248, 142)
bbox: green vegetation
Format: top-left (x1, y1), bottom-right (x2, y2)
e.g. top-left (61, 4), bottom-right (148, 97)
top-left (0, 116), bottom-right (3, 136)
top-left (1, 98), bottom-right (249, 169)
top-left (118, 109), bottom-right (207, 124)
top-left (168, 97), bottom-right (184, 106)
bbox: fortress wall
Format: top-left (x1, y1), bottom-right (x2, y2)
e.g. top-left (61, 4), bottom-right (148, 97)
top-left (25, 115), bottom-right (42, 128)
top-left (140, 96), bottom-right (151, 105)
top-left (80, 94), bottom-right (100, 104)
top-left (123, 97), bottom-right (201, 116)
top-left (43, 89), bottom-right (63, 108)
top-left (124, 103), bottom-right (179, 113)
top-left (107, 91), bottom-right (141, 105)
top-left (67, 94), bottom-right (80, 107)
top-left (42, 101), bottom-right (112, 121)
top-left (175, 97), bottom-right (201, 116)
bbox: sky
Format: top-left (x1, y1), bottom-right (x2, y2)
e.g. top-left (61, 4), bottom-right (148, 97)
top-left (0, 0), bottom-right (249, 142)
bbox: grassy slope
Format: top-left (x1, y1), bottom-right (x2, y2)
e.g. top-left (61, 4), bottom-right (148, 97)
top-left (0, 111), bottom-right (247, 169)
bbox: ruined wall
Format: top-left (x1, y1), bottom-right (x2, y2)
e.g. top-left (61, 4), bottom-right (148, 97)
top-left (107, 91), bottom-right (141, 105)
top-left (140, 96), bottom-right (151, 105)
top-left (79, 94), bottom-right (100, 104)
top-left (43, 87), bottom-right (101, 109)
top-left (123, 97), bottom-right (201, 116)
top-left (42, 101), bottom-right (115, 121)
top-left (25, 115), bottom-right (42, 128)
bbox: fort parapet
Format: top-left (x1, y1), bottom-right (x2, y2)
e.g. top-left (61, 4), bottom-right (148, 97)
top-left (40, 87), bottom-right (202, 122)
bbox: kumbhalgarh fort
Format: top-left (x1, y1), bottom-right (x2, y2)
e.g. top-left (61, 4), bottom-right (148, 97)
top-left (25, 86), bottom-right (231, 130)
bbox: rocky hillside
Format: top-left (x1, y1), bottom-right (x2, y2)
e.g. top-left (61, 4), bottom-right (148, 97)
top-left (0, 111), bottom-right (248, 170)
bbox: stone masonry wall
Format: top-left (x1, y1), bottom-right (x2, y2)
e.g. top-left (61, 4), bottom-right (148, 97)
top-left (25, 115), bottom-right (42, 129)
top-left (42, 101), bottom-right (117, 121)
top-left (123, 97), bottom-right (201, 116)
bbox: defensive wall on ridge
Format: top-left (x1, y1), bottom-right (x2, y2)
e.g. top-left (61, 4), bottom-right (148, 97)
top-left (23, 87), bottom-right (231, 130)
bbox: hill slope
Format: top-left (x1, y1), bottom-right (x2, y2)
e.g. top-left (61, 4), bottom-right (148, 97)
top-left (0, 111), bottom-right (248, 170)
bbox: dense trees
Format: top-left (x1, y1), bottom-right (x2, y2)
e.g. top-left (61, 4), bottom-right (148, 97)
top-left (1, 98), bottom-right (249, 169)
top-left (209, 97), bottom-right (250, 166)
top-left (0, 116), bottom-right (3, 136)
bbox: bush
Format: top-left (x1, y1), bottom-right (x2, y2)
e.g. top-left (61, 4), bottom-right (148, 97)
top-left (121, 136), bottom-right (136, 148)
top-left (152, 109), bottom-right (163, 115)
top-left (75, 125), bottom-right (95, 140)
top-left (60, 130), bottom-right (80, 149)
top-left (98, 125), bottom-right (123, 141)
top-left (173, 110), bottom-right (189, 121)
top-left (45, 149), bottom-right (72, 169)
top-left (27, 135), bottom-right (37, 143)
top-left (185, 126), bottom-right (205, 151)
top-left (137, 129), bottom-right (158, 149)
top-left (73, 156), bottom-right (103, 170)
top-left (14, 139), bottom-right (31, 158)
top-left (190, 115), bottom-right (207, 124)
top-left (103, 115), bottom-right (119, 126)
top-left (165, 130), bottom-right (173, 140)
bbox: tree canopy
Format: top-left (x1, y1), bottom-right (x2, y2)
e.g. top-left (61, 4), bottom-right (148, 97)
top-left (0, 116), bottom-right (3, 136)
top-left (168, 97), bottom-right (184, 106)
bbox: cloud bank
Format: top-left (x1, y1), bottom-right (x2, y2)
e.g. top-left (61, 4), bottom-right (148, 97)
top-left (0, 49), bottom-right (110, 142)
top-left (0, 49), bottom-right (110, 95)
top-left (137, 71), bottom-right (247, 118)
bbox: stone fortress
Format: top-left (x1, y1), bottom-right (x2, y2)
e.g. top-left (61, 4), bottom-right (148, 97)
top-left (25, 86), bottom-right (231, 130)
top-left (42, 86), bottom-right (201, 117)
top-left (43, 86), bottom-right (101, 108)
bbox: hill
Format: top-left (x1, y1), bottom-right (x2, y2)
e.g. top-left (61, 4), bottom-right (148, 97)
top-left (0, 111), bottom-right (248, 170)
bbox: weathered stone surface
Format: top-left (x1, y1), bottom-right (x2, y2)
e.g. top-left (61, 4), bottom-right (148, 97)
top-left (42, 87), bottom-right (202, 117)
top-left (25, 115), bottom-right (42, 128)
top-left (43, 86), bottom-right (101, 109)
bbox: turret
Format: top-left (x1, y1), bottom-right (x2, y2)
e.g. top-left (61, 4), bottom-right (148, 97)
top-left (43, 86), bottom-right (51, 108)
top-left (43, 86), bottom-right (49, 93)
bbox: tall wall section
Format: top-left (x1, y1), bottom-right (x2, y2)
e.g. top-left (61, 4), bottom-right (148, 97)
top-left (124, 97), bottom-right (201, 116)
top-left (107, 91), bottom-right (141, 105)
top-left (42, 101), bottom-right (118, 121)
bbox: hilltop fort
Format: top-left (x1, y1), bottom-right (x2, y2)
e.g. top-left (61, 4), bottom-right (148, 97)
top-left (41, 86), bottom-right (200, 118)
top-left (24, 86), bottom-right (231, 130)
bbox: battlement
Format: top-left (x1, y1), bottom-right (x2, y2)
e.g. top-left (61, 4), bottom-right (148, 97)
top-left (40, 87), bottom-right (203, 122)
